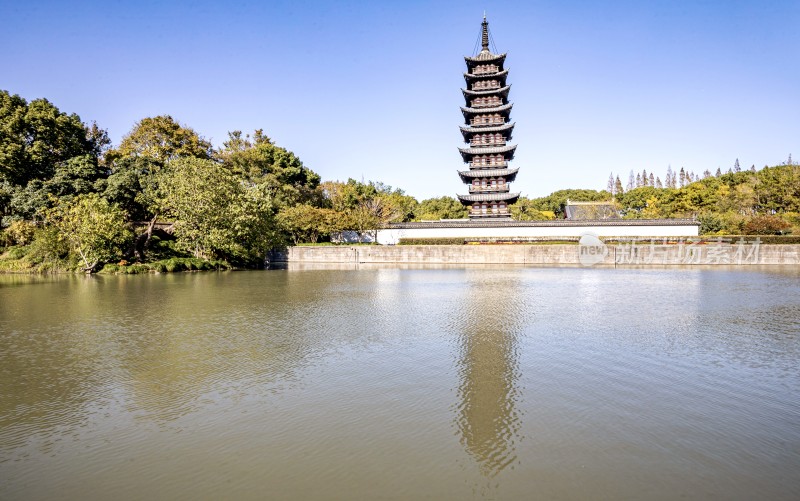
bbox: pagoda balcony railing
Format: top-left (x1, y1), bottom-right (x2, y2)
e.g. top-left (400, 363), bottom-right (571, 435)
top-left (472, 66), bottom-right (499, 75)
top-left (470, 101), bottom-right (503, 108)
top-left (471, 118), bottom-right (505, 126)
top-left (469, 161), bottom-right (509, 169)
top-left (469, 185), bottom-right (509, 193)
top-left (469, 209), bottom-right (510, 217)
top-left (469, 139), bottom-right (506, 147)
top-left (472, 83), bottom-right (500, 91)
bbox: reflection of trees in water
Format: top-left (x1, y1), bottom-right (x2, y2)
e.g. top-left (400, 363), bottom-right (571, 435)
top-left (454, 272), bottom-right (524, 478)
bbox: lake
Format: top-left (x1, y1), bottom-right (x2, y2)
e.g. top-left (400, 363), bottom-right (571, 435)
top-left (1, 266), bottom-right (799, 500)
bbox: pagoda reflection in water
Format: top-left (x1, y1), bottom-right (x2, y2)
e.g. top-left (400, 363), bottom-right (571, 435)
top-left (454, 270), bottom-right (523, 477)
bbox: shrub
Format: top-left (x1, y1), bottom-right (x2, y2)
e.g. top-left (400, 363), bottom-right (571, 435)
top-left (398, 238), bottom-right (465, 245)
top-left (744, 214), bottom-right (791, 235)
top-left (5, 246), bottom-right (28, 260)
top-left (3, 220), bottom-right (37, 246)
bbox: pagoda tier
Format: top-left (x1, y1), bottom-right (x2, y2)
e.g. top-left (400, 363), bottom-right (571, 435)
top-left (460, 103), bottom-right (512, 123)
top-left (459, 122), bottom-right (515, 142)
top-left (463, 69), bottom-right (508, 86)
top-left (458, 167), bottom-right (519, 183)
top-left (456, 16), bottom-right (521, 220)
top-left (458, 144), bottom-right (517, 162)
top-left (458, 192), bottom-right (520, 203)
top-left (462, 85), bottom-right (511, 102)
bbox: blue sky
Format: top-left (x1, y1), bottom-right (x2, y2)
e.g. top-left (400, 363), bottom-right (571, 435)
top-left (2, 0), bottom-right (798, 200)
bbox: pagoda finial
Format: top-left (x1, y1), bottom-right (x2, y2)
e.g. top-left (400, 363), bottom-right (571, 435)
top-left (481, 15), bottom-right (490, 52)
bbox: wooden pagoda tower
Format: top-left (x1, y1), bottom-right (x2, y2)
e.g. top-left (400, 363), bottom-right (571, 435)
top-left (457, 16), bottom-right (520, 219)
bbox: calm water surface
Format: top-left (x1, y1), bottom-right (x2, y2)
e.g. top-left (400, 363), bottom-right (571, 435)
top-left (1, 266), bottom-right (799, 500)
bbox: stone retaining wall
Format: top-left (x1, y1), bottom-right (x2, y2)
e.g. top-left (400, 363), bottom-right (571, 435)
top-left (284, 244), bottom-right (800, 266)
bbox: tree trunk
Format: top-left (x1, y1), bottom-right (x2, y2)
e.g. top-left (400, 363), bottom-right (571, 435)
top-left (133, 215), bottom-right (159, 261)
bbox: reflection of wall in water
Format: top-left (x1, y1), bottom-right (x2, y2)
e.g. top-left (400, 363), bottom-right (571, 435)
top-left (455, 271), bottom-right (524, 477)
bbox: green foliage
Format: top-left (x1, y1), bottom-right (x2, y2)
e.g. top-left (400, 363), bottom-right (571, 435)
top-left (526, 189), bottom-right (611, 217)
top-left (48, 194), bottom-right (132, 272)
top-left (100, 156), bottom-right (163, 221)
top-left (0, 90), bottom-right (99, 186)
top-left (153, 157), bottom-right (279, 262)
top-left (510, 197), bottom-right (557, 220)
top-left (105, 115), bottom-right (212, 164)
top-left (277, 204), bottom-right (342, 244)
top-left (25, 226), bottom-right (71, 269)
top-left (414, 196), bottom-right (468, 220)
top-left (217, 130), bottom-right (321, 209)
top-left (2, 220), bottom-right (36, 246)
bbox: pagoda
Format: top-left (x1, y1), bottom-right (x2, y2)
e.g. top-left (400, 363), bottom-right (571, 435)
top-left (457, 16), bottom-right (520, 219)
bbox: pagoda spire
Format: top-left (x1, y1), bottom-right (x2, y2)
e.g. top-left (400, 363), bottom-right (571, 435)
top-left (481, 14), bottom-right (490, 52)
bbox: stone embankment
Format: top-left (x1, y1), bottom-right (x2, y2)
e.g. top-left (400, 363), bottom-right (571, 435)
top-left (281, 244), bottom-right (800, 266)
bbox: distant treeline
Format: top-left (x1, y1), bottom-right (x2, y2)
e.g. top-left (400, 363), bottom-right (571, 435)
top-left (1, 90), bottom-right (797, 272)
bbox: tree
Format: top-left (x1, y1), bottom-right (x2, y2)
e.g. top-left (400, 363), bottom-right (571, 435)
top-left (277, 204), bottom-right (340, 244)
top-left (105, 115), bottom-right (212, 164)
top-left (655, 177), bottom-right (663, 189)
top-left (665, 165), bottom-right (674, 189)
top-left (48, 194), bottom-right (132, 272)
top-left (635, 173), bottom-right (642, 188)
top-left (5, 154), bottom-right (106, 222)
top-left (217, 129), bottom-right (321, 208)
top-left (614, 175), bottom-right (623, 195)
top-left (153, 157), bottom-right (278, 261)
top-left (414, 196), bottom-right (467, 220)
top-left (0, 90), bottom-right (99, 186)
top-left (648, 173), bottom-right (655, 187)
top-left (607, 172), bottom-right (614, 194)
top-left (679, 167), bottom-right (686, 188)
top-left (510, 197), bottom-right (556, 220)
top-left (744, 214), bottom-right (791, 235)
top-left (734, 158), bottom-right (741, 172)
top-left (627, 170), bottom-right (635, 191)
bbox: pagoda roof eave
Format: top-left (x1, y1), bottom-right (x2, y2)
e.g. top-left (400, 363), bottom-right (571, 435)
top-left (458, 143), bottom-right (517, 155)
top-left (460, 103), bottom-right (513, 117)
top-left (458, 167), bottom-right (519, 182)
top-left (462, 85), bottom-right (511, 100)
top-left (464, 52), bottom-right (507, 65)
top-left (463, 69), bottom-right (509, 82)
top-left (458, 144), bottom-right (517, 161)
top-left (459, 122), bottom-right (515, 138)
top-left (457, 192), bottom-right (521, 203)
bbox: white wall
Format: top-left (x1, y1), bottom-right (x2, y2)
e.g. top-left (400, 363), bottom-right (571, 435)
top-left (376, 223), bottom-right (699, 245)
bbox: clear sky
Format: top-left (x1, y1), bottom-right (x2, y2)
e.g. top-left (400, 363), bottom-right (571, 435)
top-left (2, 0), bottom-right (798, 200)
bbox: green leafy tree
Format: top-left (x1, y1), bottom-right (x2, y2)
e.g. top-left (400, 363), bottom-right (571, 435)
top-left (5, 154), bottom-right (106, 222)
top-left (510, 197), bottom-right (556, 220)
top-left (153, 157), bottom-right (278, 262)
top-left (217, 130), bottom-right (321, 208)
top-left (0, 90), bottom-right (99, 186)
top-left (48, 194), bottom-right (132, 272)
top-left (106, 115), bottom-right (212, 164)
top-left (277, 204), bottom-right (341, 244)
top-left (414, 196), bottom-right (467, 220)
